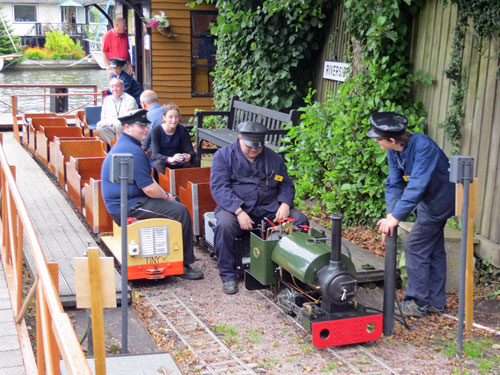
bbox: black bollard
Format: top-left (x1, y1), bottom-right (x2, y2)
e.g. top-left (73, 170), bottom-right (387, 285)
top-left (383, 227), bottom-right (398, 336)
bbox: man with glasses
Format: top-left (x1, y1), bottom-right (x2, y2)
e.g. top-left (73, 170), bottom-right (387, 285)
top-left (101, 109), bottom-right (203, 280)
top-left (210, 121), bottom-right (308, 294)
top-left (367, 112), bottom-right (455, 317)
top-left (96, 77), bottom-right (137, 145)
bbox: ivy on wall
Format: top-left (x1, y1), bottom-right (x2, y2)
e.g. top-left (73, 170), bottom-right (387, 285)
top-left (440, 0), bottom-right (500, 152)
top-left (191, 0), bottom-right (330, 111)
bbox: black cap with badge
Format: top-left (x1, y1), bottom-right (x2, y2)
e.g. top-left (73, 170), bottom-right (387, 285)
top-left (366, 112), bottom-right (408, 138)
top-left (109, 58), bottom-right (127, 68)
top-left (237, 121), bottom-right (268, 147)
top-left (118, 109), bottom-right (150, 126)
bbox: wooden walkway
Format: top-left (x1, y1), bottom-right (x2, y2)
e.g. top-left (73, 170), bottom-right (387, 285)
top-left (2, 132), bottom-right (125, 307)
top-left (0, 257), bottom-right (26, 374)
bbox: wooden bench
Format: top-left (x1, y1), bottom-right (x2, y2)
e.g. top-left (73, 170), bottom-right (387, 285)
top-left (83, 177), bottom-right (113, 234)
top-left (35, 126), bottom-right (83, 166)
top-left (66, 156), bottom-right (106, 212)
top-left (49, 138), bottom-right (106, 186)
top-left (195, 95), bottom-right (300, 159)
top-left (28, 117), bottom-right (67, 153)
top-left (158, 167), bottom-right (211, 195)
top-left (178, 181), bottom-right (216, 237)
top-left (21, 113), bottom-right (57, 146)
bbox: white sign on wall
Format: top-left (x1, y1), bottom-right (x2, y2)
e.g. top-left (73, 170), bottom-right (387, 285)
top-left (323, 61), bottom-right (350, 82)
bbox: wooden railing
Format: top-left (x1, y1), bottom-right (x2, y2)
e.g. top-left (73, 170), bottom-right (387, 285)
top-left (0, 133), bottom-right (91, 374)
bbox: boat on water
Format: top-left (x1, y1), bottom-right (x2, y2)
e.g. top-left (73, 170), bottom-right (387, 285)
top-left (90, 50), bottom-right (107, 70)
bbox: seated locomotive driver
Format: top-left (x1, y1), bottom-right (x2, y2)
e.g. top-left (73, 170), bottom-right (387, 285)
top-left (101, 109), bottom-right (203, 280)
top-left (210, 121), bottom-right (309, 294)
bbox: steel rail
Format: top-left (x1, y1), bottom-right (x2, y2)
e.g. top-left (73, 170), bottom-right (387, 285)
top-left (143, 288), bottom-right (258, 375)
top-left (255, 290), bottom-right (401, 375)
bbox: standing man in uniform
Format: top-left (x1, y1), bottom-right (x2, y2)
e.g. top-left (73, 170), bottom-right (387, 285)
top-left (96, 77), bottom-right (137, 145)
top-left (101, 109), bottom-right (203, 280)
top-left (367, 112), bottom-right (455, 317)
top-left (107, 58), bottom-right (143, 106)
top-left (210, 122), bottom-right (309, 294)
top-left (102, 17), bottom-right (134, 74)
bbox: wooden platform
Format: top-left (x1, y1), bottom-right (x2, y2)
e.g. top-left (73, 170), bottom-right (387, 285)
top-left (2, 132), bottom-right (125, 307)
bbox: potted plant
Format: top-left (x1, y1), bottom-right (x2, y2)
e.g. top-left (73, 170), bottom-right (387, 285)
top-left (142, 12), bottom-right (172, 37)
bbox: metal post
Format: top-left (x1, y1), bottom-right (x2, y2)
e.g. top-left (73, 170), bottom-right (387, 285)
top-left (109, 153), bottom-right (134, 355)
top-left (119, 157), bottom-right (128, 354)
top-left (456, 159), bottom-right (473, 357)
top-left (449, 155), bottom-right (474, 358)
top-left (383, 227), bottom-right (398, 336)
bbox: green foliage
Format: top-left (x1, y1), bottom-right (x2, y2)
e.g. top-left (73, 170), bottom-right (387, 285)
top-left (0, 6), bottom-right (21, 56)
top-left (44, 30), bottom-right (85, 60)
top-left (23, 47), bottom-right (50, 60)
top-left (284, 0), bottom-right (428, 226)
top-left (209, 0), bottom-right (330, 111)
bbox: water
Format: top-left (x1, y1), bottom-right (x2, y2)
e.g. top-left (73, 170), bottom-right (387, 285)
top-left (0, 68), bottom-right (110, 114)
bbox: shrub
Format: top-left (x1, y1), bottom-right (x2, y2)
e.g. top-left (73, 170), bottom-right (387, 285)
top-left (44, 31), bottom-right (85, 59)
top-left (23, 46), bottom-right (50, 60)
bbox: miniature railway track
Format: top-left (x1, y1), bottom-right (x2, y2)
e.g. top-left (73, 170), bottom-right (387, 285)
top-left (256, 290), bottom-right (401, 375)
top-left (143, 288), bottom-right (259, 375)
top-left (141, 284), bottom-right (400, 375)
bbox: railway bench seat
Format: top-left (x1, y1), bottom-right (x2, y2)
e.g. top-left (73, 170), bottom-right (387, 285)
top-left (66, 156), bottom-right (106, 212)
top-left (27, 116), bottom-right (67, 153)
top-left (83, 177), bottom-right (113, 234)
top-left (195, 95), bottom-right (300, 159)
top-left (83, 105), bottom-right (102, 137)
top-left (35, 126), bottom-right (83, 166)
top-left (157, 167), bottom-right (215, 236)
top-left (49, 138), bottom-right (106, 186)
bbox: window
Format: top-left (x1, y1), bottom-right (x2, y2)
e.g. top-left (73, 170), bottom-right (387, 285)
top-left (191, 11), bottom-right (217, 97)
top-left (14, 5), bottom-right (37, 23)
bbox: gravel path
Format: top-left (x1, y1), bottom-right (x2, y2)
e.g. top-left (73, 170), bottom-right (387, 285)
top-left (131, 245), bottom-right (493, 375)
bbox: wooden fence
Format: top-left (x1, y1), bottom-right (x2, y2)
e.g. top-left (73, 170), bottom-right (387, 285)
top-left (0, 133), bottom-right (91, 374)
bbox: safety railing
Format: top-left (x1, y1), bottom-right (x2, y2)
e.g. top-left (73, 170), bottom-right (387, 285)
top-left (0, 133), bottom-right (91, 374)
top-left (4, 86), bottom-right (100, 142)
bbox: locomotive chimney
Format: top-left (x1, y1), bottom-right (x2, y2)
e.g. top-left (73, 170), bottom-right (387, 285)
top-left (330, 213), bottom-right (343, 263)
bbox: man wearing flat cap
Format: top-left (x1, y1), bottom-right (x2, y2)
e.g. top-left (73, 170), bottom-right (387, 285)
top-left (210, 121), bottom-right (308, 294)
top-left (101, 109), bottom-right (204, 280)
top-left (367, 112), bottom-right (455, 317)
top-left (107, 58), bottom-right (144, 106)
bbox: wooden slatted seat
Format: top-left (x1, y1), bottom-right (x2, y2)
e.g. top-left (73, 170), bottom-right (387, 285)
top-left (157, 167), bottom-right (211, 195)
top-left (21, 112), bottom-right (57, 146)
top-left (195, 95), bottom-right (300, 159)
top-left (35, 126), bottom-right (83, 166)
top-left (66, 156), bottom-right (106, 212)
top-left (49, 138), bottom-right (106, 186)
top-left (178, 181), bottom-right (216, 237)
top-left (83, 177), bottom-right (113, 234)
top-left (28, 117), bottom-right (67, 153)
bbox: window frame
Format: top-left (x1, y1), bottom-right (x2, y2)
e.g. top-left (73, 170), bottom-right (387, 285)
top-left (190, 10), bottom-right (217, 98)
top-left (13, 4), bottom-right (37, 23)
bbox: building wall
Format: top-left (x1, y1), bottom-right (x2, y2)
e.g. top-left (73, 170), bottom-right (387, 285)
top-left (1, 2), bottom-right (84, 36)
top-left (150, 0), bottom-right (216, 119)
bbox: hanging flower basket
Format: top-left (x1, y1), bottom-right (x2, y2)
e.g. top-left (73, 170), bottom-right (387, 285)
top-left (157, 26), bottom-right (174, 37)
top-left (143, 12), bottom-right (173, 37)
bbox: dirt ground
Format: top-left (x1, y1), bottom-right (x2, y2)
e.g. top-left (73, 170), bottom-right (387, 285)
top-left (132, 242), bottom-right (500, 375)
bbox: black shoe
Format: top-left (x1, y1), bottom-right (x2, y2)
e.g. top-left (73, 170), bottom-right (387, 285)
top-left (222, 280), bottom-right (238, 295)
top-left (180, 264), bottom-right (203, 280)
top-left (428, 305), bottom-right (447, 315)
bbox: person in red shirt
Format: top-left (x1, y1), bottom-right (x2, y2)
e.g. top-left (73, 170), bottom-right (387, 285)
top-left (102, 17), bottom-right (134, 74)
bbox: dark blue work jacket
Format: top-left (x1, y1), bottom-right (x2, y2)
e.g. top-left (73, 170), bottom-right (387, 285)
top-left (385, 133), bottom-right (455, 223)
top-left (210, 141), bottom-right (295, 215)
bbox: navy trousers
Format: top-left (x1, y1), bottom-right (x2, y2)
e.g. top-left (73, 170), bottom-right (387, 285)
top-left (404, 219), bottom-right (447, 309)
top-left (213, 207), bottom-right (309, 282)
top-left (110, 198), bottom-right (195, 265)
